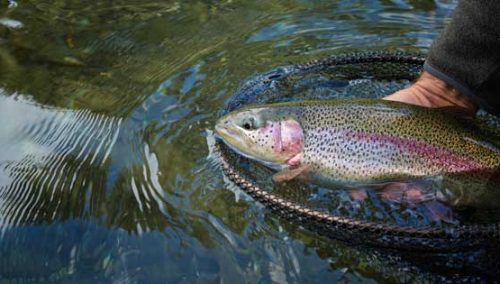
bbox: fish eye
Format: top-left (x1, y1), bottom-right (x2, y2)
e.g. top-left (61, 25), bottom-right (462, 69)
top-left (241, 117), bottom-right (257, 130)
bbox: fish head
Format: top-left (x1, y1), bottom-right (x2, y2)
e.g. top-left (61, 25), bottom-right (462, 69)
top-left (215, 107), bottom-right (303, 168)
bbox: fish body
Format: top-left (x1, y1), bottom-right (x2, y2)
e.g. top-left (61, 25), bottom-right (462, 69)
top-left (215, 99), bottom-right (500, 208)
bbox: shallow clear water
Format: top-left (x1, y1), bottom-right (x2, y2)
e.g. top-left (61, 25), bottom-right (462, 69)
top-left (1, 0), bottom-right (494, 282)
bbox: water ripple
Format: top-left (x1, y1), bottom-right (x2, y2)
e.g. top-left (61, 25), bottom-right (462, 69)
top-left (0, 91), bottom-right (122, 228)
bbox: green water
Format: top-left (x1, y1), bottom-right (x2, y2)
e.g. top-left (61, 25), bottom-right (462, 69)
top-left (1, 0), bottom-right (487, 282)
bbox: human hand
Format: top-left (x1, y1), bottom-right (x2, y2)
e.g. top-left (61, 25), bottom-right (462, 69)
top-left (383, 71), bottom-right (477, 117)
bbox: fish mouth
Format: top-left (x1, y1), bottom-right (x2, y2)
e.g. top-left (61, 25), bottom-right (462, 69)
top-left (214, 123), bottom-right (258, 162)
top-left (214, 123), bottom-right (241, 147)
top-left (214, 123), bottom-right (231, 139)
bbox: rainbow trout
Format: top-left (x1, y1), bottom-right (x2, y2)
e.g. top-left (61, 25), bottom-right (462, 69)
top-left (215, 99), bottom-right (500, 209)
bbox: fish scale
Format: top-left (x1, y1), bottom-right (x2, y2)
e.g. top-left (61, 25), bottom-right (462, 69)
top-left (298, 102), bottom-right (494, 184)
top-left (215, 99), bottom-right (500, 208)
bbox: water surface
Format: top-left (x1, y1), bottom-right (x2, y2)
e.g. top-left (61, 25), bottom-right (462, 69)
top-left (2, 0), bottom-right (489, 282)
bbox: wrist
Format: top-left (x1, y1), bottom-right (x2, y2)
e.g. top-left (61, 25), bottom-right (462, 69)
top-left (412, 72), bottom-right (477, 112)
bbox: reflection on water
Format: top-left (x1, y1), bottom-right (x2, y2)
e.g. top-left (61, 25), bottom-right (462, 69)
top-left (2, 0), bottom-right (498, 282)
top-left (0, 93), bottom-right (121, 228)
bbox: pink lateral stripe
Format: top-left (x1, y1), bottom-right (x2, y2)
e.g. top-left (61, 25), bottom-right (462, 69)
top-left (345, 131), bottom-right (488, 172)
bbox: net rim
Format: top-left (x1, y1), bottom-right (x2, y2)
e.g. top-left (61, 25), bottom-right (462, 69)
top-left (216, 51), bottom-right (500, 251)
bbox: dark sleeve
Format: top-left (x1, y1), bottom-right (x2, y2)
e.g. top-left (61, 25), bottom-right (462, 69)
top-left (423, 0), bottom-right (500, 115)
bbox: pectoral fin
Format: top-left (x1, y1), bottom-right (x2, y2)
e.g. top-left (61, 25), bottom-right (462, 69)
top-left (377, 181), bottom-right (435, 205)
top-left (272, 165), bottom-right (310, 183)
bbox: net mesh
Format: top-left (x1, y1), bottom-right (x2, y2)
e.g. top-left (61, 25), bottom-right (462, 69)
top-left (215, 51), bottom-right (500, 252)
